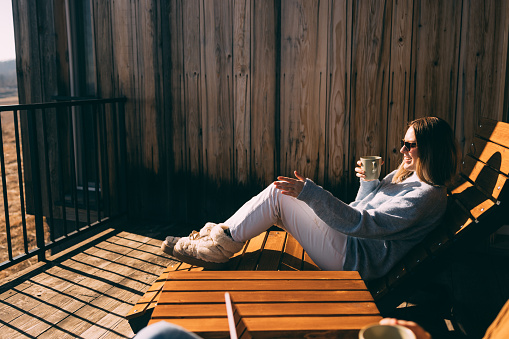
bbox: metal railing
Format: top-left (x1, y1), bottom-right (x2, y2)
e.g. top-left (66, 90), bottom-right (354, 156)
top-left (0, 97), bottom-right (127, 271)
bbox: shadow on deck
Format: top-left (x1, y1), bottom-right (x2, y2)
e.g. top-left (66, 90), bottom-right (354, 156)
top-left (0, 219), bottom-right (190, 339)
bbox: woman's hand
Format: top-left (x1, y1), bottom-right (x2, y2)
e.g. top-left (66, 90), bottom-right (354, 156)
top-left (355, 160), bottom-right (368, 180)
top-left (379, 318), bottom-right (431, 339)
top-left (274, 171), bottom-right (306, 198)
top-left (355, 160), bottom-right (384, 181)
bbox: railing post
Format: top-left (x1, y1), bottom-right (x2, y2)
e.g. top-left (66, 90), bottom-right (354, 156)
top-left (27, 109), bottom-right (46, 261)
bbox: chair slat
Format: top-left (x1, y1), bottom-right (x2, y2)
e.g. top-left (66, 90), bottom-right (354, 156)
top-left (280, 233), bottom-right (304, 271)
top-left (478, 118), bottom-right (509, 149)
top-left (256, 230), bottom-right (286, 270)
top-left (235, 232), bottom-right (267, 270)
top-left (469, 137), bottom-right (509, 176)
top-left (451, 181), bottom-right (496, 220)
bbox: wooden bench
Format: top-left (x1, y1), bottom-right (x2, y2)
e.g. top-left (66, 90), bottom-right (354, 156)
top-left (368, 117), bottom-right (509, 313)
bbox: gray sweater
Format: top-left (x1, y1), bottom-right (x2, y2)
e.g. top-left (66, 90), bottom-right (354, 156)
top-left (297, 171), bottom-right (447, 280)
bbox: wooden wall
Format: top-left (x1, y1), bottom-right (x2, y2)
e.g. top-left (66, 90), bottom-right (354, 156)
top-left (12, 0), bottom-right (509, 224)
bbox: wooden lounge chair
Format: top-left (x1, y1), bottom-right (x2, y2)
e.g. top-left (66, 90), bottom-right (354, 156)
top-left (368, 117), bottom-right (509, 314)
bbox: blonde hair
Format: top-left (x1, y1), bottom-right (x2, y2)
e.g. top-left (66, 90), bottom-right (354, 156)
top-left (393, 117), bottom-right (459, 186)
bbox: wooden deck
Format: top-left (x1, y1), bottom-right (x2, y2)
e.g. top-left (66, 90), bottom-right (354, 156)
top-left (0, 219), bottom-right (508, 338)
top-left (0, 219), bottom-right (180, 339)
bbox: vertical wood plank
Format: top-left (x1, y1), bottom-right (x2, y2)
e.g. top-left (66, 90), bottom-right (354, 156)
top-left (250, 0), bottom-right (277, 187)
top-left (456, 0), bottom-right (509, 156)
top-left (280, 0), bottom-right (328, 182)
top-left (167, 0), bottom-right (187, 220)
top-left (233, 0), bottom-right (251, 185)
top-left (386, 0), bottom-right (413, 176)
top-left (183, 0), bottom-right (203, 177)
top-left (93, 0), bottom-right (120, 215)
top-left (183, 0), bottom-right (205, 221)
top-left (326, 0), bottom-right (351, 197)
top-left (143, 0), bottom-right (167, 217)
top-left (349, 0), bottom-right (391, 199)
top-left (201, 0), bottom-right (234, 185)
top-left (122, 1), bottom-right (143, 217)
top-left (169, 0), bottom-right (185, 175)
top-left (410, 0), bottom-right (462, 124)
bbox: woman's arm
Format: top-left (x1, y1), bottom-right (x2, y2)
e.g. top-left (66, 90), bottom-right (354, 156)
top-left (297, 178), bottom-right (446, 240)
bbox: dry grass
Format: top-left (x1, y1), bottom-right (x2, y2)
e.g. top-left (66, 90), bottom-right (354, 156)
top-left (0, 96), bottom-right (50, 279)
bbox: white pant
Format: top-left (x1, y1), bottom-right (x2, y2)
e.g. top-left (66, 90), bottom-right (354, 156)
top-left (225, 183), bottom-right (347, 270)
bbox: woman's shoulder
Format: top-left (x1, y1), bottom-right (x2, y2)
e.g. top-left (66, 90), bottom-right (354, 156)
top-left (407, 173), bottom-right (447, 199)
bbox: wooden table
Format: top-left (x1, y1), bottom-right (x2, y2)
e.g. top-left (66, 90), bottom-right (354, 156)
top-left (148, 270), bottom-right (382, 338)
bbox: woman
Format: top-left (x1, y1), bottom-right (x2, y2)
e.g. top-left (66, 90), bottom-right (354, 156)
top-left (162, 116), bottom-right (459, 280)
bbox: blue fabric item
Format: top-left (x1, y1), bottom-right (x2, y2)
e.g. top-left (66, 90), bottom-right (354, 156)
top-left (134, 321), bottom-right (203, 339)
top-left (297, 171), bottom-right (447, 280)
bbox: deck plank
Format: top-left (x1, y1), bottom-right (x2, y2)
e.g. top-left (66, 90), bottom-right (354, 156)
top-left (0, 221), bottom-right (179, 338)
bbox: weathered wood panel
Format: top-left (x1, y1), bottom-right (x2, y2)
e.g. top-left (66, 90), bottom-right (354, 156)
top-left (411, 0), bottom-right (462, 122)
top-left (12, 0), bottom-right (509, 224)
top-left (386, 0), bottom-right (413, 177)
top-left (233, 0), bottom-right (251, 185)
top-left (349, 0), bottom-right (392, 198)
top-left (280, 0), bottom-right (328, 183)
top-left (325, 0), bottom-right (351, 196)
top-left (456, 0), bottom-right (509, 156)
top-left (201, 0), bottom-right (234, 185)
top-left (250, 0), bottom-right (277, 188)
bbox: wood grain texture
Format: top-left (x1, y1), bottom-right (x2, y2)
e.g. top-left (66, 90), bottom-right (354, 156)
top-left (150, 270), bottom-right (380, 337)
top-left (456, 0), bottom-right (509, 155)
top-left (250, 0), bottom-right (277, 188)
top-left (201, 0), bottom-right (234, 185)
top-left (12, 0), bottom-right (509, 224)
top-left (280, 0), bottom-right (328, 182)
top-left (326, 0), bottom-right (351, 194)
top-left (350, 0), bottom-right (391, 195)
top-left (411, 0), bottom-right (461, 122)
top-left (386, 0), bottom-right (413, 177)
top-left (233, 0), bottom-right (251, 185)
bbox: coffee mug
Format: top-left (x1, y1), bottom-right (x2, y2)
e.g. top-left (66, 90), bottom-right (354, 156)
top-left (359, 324), bottom-right (416, 339)
top-left (360, 156), bottom-right (382, 180)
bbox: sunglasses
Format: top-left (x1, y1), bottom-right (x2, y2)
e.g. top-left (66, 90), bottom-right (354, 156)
top-left (401, 139), bottom-right (417, 149)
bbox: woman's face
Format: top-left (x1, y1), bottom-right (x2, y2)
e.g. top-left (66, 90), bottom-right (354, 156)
top-left (400, 126), bottom-right (419, 171)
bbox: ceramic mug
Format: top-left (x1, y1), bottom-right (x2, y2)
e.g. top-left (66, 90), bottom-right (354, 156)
top-left (360, 156), bottom-right (382, 180)
top-left (359, 324), bottom-right (416, 339)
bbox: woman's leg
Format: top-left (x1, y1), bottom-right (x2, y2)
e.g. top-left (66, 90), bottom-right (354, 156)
top-left (225, 183), bottom-right (347, 271)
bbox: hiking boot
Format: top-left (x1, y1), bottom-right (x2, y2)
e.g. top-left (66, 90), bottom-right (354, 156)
top-left (173, 223), bottom-right (244, 270)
